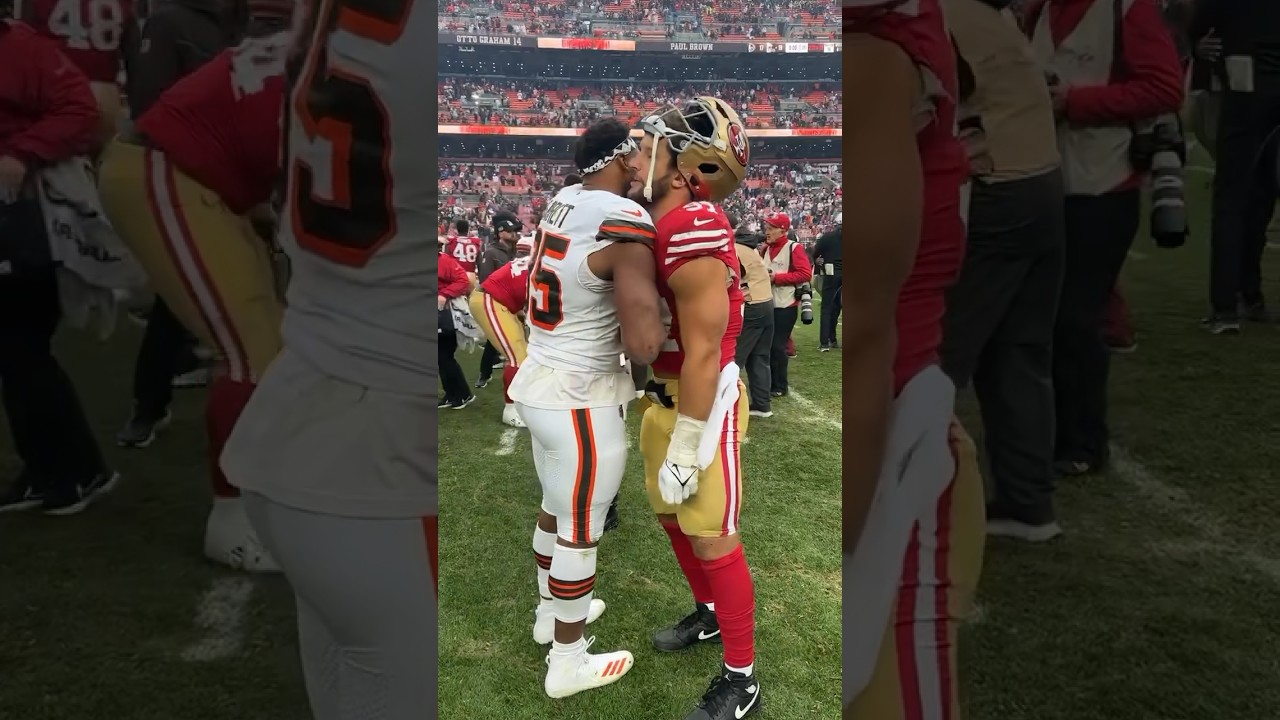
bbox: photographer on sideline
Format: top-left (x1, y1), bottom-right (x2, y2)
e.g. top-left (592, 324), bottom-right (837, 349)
top-left (732, 215), bottom-right (776, 418)
top-left (758, 211), bottom-right (812, 397)
top-left (1024, 0), bottom-right (1183, 477)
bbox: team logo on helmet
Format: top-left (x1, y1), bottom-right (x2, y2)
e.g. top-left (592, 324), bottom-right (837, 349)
top-left (727, 123), bottom-right (749, 167)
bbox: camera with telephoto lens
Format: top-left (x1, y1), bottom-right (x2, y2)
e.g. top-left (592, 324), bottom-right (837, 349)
top-left (798, 283), bottom-right (814, 325)
top-left (1131, 114), bottom-right (1188, 249)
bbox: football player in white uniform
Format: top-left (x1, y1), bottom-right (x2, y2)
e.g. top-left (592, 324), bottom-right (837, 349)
top-left (508, 118), bottom-right (667, 699)
top-left (219, 0), bottom-right (437, 716)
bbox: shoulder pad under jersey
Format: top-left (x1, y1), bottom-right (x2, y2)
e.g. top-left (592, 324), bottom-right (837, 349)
top-left (595, 199), bottom-right (656, 247)
top-left (660, 201), bottom-right (732, 265)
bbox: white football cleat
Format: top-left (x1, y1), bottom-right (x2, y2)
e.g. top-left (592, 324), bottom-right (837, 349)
top-left (544, 636), bottom-right (633, 699)
top-left (503, 404), bottom-right (526, 428)
top-left (204, 497), bottom-right (281, 573)
top-left (533, 598), bottom-right (606, 644)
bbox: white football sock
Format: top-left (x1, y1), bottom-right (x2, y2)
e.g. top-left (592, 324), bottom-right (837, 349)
top-left (533, 526), bottom-right (556, 603)
top-left (549, 543), bottom-right (597, 623)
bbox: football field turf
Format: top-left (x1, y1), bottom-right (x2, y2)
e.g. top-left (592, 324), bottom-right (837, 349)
top-left (438, 320), bottom-right (842, 719)
top-left (4, 175), bottom-right (1280, 718)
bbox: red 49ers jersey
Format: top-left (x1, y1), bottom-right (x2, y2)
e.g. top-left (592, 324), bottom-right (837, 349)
top-left (136, 32), bottom-right (287, 215)
top-left (446, 234), bottom-right (481, 273)
top-left (26, 0), bottom-right (133, 82)
top-left (844, 0), bottom-right (968, 393)
top-left (480, 256), bottom-right (531, 315)
top-left (651, 201), bottom-right (744, 378)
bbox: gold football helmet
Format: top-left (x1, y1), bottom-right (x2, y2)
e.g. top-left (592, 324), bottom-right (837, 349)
top-left (639, 96), bottom-right (750, 203)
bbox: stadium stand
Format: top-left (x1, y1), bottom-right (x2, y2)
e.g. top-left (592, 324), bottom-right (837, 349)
top-left (438, 14), bottom-right (841, 245)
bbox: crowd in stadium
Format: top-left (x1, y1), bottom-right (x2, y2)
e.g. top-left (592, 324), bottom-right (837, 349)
top-left (438, 80), bottom-right (841, 129)
top-left (439, 161), bottom-right (840, 243)
top-left (437, 0), bottom-right (838, 39)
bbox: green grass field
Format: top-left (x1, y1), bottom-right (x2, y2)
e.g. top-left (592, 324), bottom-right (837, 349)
top-left (438, 323), bottom-right (843, 719)
top-left (4, 170), bottom-right (1280, 719)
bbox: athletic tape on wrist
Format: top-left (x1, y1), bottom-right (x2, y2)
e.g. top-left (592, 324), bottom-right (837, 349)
top-left (668, 414), bottom-right (707, 468)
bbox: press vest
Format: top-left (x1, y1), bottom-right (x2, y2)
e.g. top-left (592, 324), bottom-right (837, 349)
top-left (1030, 0), bottom-right (1136, 196)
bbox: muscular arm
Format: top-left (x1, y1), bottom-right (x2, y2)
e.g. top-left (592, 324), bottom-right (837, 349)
top-left (605, 243), bottom-right (665, 366)
top-left (843, 33), bottom-right (924, 556)
top-left (668, 257), bottom-right (730, 422)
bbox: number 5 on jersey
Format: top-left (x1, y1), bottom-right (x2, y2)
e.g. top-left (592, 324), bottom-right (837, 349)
top-left (528, 228), bottom-right (570, 330)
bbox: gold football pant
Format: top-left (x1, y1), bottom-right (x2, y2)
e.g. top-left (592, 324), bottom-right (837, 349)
top-left (470, 289), bottom-right (526, 405)
top-left (469, 289), bottom-right (527, 366)
top-left (846, 420), bottom-right (986, 720)
top-left (98, 139), bottom-right (283, 498)
top-left (641, 378), bottom-right (750, 538)
top-left (98, 139), bottom-right (283, 383)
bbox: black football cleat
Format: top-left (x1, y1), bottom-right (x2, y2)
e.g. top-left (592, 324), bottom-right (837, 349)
top-left (653, 604), bottom-right (720, 652)
top-left (684, 667), bottom-right (761, 720)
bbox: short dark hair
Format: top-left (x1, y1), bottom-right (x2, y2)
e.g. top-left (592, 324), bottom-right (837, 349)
top-left (574, 118), bottom-right (632, 174)
top-left (725, 213), bottom-right (740, 229)
top-left (455, 219), bottom-right (469, 235)
top-left (563, 174), bottom-right (583, 187)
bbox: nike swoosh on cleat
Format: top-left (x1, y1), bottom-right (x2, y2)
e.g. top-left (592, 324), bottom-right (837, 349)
top-left (697, 630), bottom-right (720, 640)
top-left (735, 686), bottom-right (760, 718)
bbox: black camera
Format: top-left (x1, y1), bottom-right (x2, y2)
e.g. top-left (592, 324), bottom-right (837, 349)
top-left (1134, 115), bottom-right (1188, 249)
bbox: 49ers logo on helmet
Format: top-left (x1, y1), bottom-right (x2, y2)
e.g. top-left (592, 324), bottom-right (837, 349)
top-left (728, 123), bottom-right (749, 166)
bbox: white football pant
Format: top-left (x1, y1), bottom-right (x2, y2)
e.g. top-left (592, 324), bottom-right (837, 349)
top-left (520, 403), bottom-right (628, 544)
top-left (244, 492), bottom-right (437, 720)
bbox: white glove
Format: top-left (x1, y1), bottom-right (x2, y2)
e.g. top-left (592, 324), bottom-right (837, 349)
top-left (659, 459), bottom-right (699, 504)
top-left (659, 415), bottom-right (706, 505)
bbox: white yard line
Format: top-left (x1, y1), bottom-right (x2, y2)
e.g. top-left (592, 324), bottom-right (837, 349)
top-left (787, 390), bottom-right (842, 431)
top-left (181, 577), bottom-right (254, 662)
top-left (494, 428), bottom-right (520, 456)
top-left (1110, 445), bottom-right (1280, 584)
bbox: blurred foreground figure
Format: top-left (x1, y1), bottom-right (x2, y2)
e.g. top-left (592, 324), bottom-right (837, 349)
top-left (221, 0), bottom-right (438, 716)
top-left (842, 0), bottom-right (986, 717)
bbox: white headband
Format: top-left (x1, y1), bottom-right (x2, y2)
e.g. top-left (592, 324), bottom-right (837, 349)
top-left (580, 137), bottom-right (638, 175)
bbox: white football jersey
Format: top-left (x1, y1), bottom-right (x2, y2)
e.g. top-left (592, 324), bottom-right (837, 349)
top-left (223, 0), bottom-right (434, 521)
top-left (524, 185), bottom-right (654, 373)
top-left (510, 185), bottom-right (655, 409)
top-left (276, 0), bottom-right (434, 397)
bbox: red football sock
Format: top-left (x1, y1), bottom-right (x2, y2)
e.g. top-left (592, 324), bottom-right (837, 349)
top-left (663, 521), bottom-right (714, 605)
top-left (502, 365), bottom-right (518, 405)
top-left (207, 375), bottom-right (257, 498)
top-left (702, 544), bottom-right (757, 670)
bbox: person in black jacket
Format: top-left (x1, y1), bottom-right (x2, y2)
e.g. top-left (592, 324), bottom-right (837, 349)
top-left (116, 0), bottom-right (241, 447)
top-left (811, 223), bottom-right (842, 350)
top-left (1190, 0), bottom-right (1280, 332)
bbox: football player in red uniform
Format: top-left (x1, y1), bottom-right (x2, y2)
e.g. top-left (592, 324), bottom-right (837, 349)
top-left (471, 233), bottom-right (533, 427)
top-left (96, 0), bottom-right (293, 572)
top-left (843, 1), bottom-right (986, 718)
top-left (446, 218), bottom-right (482, 275)
top-left (17, 0), bottom-right (134, 151)
top-left (627, 97), bottom-right (760, 720)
